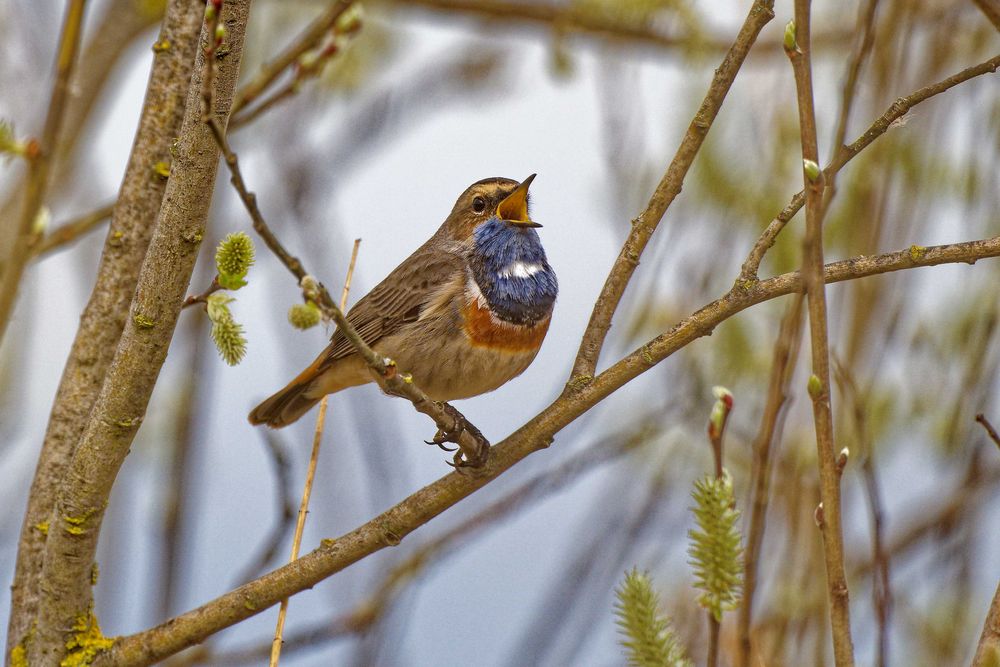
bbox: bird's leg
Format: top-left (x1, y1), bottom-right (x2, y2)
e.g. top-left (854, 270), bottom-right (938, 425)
top-left (435, 402), bottom-right (490, 469)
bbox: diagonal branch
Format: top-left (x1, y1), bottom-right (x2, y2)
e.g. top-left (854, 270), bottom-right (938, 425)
top-left (97, 235), bottom-right (1000, 667)
top-left (567, 0), bottom-right (776, 383)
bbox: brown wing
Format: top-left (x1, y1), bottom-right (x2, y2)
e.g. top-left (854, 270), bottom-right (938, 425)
top-left (324, 238), bottom-right (464, 362)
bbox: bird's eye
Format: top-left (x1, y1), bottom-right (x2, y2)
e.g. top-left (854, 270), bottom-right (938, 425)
top-left (472, 196), bottom-right (487, 214)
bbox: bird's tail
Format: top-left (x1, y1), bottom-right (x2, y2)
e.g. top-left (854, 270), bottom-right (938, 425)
top-left (248, 357), bottom-right (326, 428)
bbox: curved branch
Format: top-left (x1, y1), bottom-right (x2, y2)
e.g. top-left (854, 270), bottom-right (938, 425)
top-left (98, 235), bottom-right (1000, 667)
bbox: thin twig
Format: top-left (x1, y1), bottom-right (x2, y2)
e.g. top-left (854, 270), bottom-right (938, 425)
top-left (834, 359), bottom-right (891, 667)
top-left (738, 53), bottom-right (1000, 283)
top-left (823, 0), bottom-right (880, 217)
top-left (269, 238), bottom-right (360, 667)
top-left (787, 3), bottom-right (856, 664)
top-left (231, 1), bottom-right (355, 116)
top-left (181, 276), bottom-right (224, 309)
top-left (975, 414), bottom-right (1000, 451)
top-left (567, 0), bottom-right (776, 384)
top-left (971, 0), bottom-right (1000, 32)
top-left (737, 294), bottom-right (805, 667)
top-left (30, 201), bottom-right (114, 258)
top-left (0, 0), bottom-right (89, 346)
top-left (96, 233), bottom-right (1000, 666)
top-left (705, 388), bottom-right (733, 667)
top-left (394, 0), bottom-right (850, 57)
top-left (971, 582), bottom-right (1000, 667)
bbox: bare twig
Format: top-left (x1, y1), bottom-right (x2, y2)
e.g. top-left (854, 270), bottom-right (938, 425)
top-left (270, 238), bottom-right (360, 667)
top-left (975, 414), bottom-right (1000, 451)
top-left (834, 359), bottom-right (890, 667)
top-left (567, 0), bottom-right (776, 384)
top-left (393, 0), bottom-right (849, 57)
top-left (971, 582), bottom-right (1000, 667)
top-left (738, 54), bottom-right (1000, 284)
top-left (823, 0), bottom-right (880, 215)
top-left (971, 0), bottom-right (1000, 32)
top-left (30, 201), bottom-right (114, 258)
top-left (0, 0), bottom-right (88, 345)
top-left (737, 294), bottom-right (805, 667)
top-left (231, 1), bottom-right (355, 116)
top-left (97, 235), bottom-right (1000, 667)
top-left (181, 276), bottom-right (224, 309)
top-left (786, 2), bottom-right (856, 664)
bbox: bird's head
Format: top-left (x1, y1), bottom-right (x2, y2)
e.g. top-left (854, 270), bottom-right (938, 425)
top-left (443, 174), bottom-right (541, 240)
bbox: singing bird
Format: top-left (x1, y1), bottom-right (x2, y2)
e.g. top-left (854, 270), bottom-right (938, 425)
top-left (249, 175), bottom-right (558, 428)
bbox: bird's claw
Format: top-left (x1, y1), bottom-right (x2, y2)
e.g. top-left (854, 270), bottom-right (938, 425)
top-left (430, 403), bottom-right (490, 469)
top-left (425, 432), bottom-right (458, 453)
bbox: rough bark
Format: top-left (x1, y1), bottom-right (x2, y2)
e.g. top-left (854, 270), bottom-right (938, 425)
top-left (5, 0), bottom-right (205, 657)
top-left (24, 0), bottom-right (252, 662)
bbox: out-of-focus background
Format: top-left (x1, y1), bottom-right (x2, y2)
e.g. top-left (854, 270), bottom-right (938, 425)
top-left (1, 1), bottom-right (998, 665)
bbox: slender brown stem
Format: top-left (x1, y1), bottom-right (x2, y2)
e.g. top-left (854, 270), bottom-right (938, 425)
top-left (30, 201), bottom-right (114, 258)
top-left (269, 239), bottom-right (360, 667)
top-left (971, 0), bottom-right (1000, 31)
top-left (0, 0), bottom-right (89, 346)
top-left (232, 1), bottom-right (355, 115)
top-left (738, 53), bottom-right (1000, 284)
top-left (787, 2), bottom-right (855, 664)
top-left (182, 276), bottom-right (224, 309)
top-left (971, 581), bottom-right (1000, 666)
top-left (96, 234), bottom-right (1000, 667)
top-left (567, 0), bottom-right (775, 383)
top-left (738, 294), bottom-right (805, 667)
top-left (976, 414), bottom-right (1000, 450)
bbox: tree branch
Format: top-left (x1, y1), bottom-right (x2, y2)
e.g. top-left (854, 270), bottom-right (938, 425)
top-left (97, 235), bottom-right (1000, 667)
top-left (26, 2), bottom-right (253, 662)
top-left (6, 0), bottom-right (205, 657)
top-left (0, 0), bottom-right (88, 345)
top-left (567, 0), bottom-right (776, 383)
top-left (787, 1), bottom-right (856, 663)
top-left (30, 201), bottom-right (114, 258)
top-left (737, 294), bottom-right (805, 667)
top-left (739, 53), bottom-right (1000, 283)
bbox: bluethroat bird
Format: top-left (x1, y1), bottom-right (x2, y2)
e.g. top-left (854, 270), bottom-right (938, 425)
top-left (249, 175), bottom-right (558, 428)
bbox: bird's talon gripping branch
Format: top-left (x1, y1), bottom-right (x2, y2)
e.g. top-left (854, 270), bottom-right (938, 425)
top-left (425, 433), bottom-right (458, 453)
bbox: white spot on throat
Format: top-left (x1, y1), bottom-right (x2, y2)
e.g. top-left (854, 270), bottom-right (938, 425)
top-left (497, 261), bottom-right (543, 280)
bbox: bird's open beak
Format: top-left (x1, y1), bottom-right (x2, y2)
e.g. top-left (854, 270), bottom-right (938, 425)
top-left (497, 174), bottom-right (542, 227)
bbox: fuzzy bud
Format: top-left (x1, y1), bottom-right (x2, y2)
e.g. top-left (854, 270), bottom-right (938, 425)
top-left (206, 294), bottom-right (247, 365)
top-left (215, 231), bottom-right (255, 289)
top-left (708, 386), bottom-right (734, 441)
top-left (335, 4), bottom-right (364, 35)
top-left (288, 302), bottom-right (322, 330)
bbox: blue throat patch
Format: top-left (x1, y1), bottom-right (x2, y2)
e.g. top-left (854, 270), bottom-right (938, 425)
top-left (470, 217), bottom-right (558, 325)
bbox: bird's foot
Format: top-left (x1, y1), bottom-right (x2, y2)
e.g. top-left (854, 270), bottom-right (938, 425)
top-left (429, 402), bottom-right (490, 469)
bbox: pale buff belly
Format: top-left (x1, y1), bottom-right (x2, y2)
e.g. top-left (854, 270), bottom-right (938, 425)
top-left (312, 320), bottom-right (544, 402)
